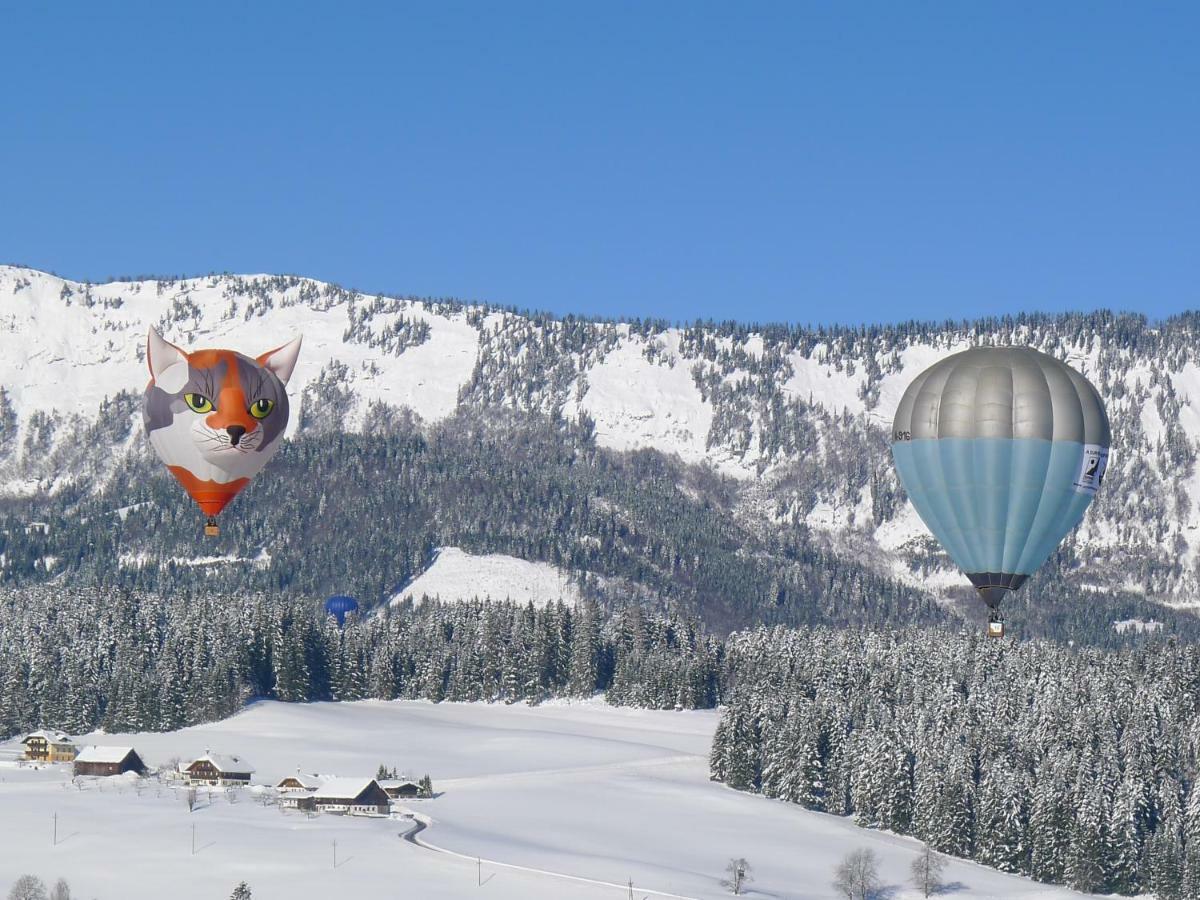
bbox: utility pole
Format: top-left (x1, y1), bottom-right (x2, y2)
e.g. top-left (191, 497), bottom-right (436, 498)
top-left (477, 857), bottom-right (482, 886)
top-left (52, 811), bottom-right (57, 846)
top-left (191, 822), bottom-right (195, 855)
top-left (333, 839), bottom-right (337, 869)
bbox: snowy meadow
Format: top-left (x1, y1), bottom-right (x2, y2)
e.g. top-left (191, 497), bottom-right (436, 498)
top-left (1, 699), bottom-right (1101, 899)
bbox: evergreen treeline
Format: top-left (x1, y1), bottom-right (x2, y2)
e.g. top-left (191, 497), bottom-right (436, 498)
top-left (0, 587), bottom-right (721, 739)
top-left (710, 626), bottom-right (1200, 898)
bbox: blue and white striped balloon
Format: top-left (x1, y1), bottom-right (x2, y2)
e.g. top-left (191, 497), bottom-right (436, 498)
top-left (891, 347), bottom-right (1110, 610)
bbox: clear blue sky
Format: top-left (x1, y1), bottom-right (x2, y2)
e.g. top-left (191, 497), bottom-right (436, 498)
top-left (2, 2), bottom-right (1196, 325)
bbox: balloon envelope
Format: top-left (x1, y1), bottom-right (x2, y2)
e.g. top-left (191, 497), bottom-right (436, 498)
top-left (325, 595), bottom-right (360, 626)
top-left (891, 347), bottom-right (1110, 608)
top-left (142, 328), bottom-right (301, 521)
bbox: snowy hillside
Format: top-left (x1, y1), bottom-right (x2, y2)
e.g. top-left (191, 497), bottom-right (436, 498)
top-left (1, 264), bottom-right (1198, 612)
top-left (0, 699), bottom-right (1103, 899)
top-left (390, 547), bottom-right (583, 608)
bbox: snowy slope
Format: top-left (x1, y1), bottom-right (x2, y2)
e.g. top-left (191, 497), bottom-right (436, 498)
top-left (0, 700), bottom-right (1100, 900)
top-left (390, 547), bottom-right (582, 608)
top-left (570, 331), bottom-right (726, 473)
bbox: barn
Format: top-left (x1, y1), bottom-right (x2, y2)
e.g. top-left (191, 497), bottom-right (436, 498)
top-left (309, 778), bottom-right (390, 815)
top-left (73, 746), bottom-right (146, 777)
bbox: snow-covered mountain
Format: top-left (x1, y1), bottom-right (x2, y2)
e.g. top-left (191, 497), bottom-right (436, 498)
top-left (1, 264), bottom-right (1197, 613)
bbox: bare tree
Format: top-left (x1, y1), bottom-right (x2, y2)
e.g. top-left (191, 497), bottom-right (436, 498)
top-left (7, 875), bottom-right (48, 900)
top-left (832, 848), bottom-right (881, 900)
top-left (720, 858), bottom-right (753, 895)
top-left (910, 846), bottom-right (947, 897)
top-left (48, 880), bottom-right (70, 900)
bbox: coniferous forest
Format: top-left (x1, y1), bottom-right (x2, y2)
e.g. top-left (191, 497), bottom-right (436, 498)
top-left (710, 626), bottom-right (1200, 898)
top-left (0, 587), bottom-right (721, 738)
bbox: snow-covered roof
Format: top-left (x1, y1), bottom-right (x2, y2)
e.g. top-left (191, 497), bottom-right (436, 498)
top-left (275, 774), bottom-right (321, 789)
top-left (185, 752), bottom-right (255, 774)
top-left (75, 745), bottom-right (136, 764)
top-left (312, 778), bottom-right (380, 800)
top-left (22, 729), bottom-right (73, 745)
top-left (379, 779), bottom-right (420, 789)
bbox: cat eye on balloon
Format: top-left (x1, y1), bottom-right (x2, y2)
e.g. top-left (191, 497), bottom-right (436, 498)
top-left (249, 398), bottom-right (275, 419)
top-left (184, 393), bottom-right (214, 413)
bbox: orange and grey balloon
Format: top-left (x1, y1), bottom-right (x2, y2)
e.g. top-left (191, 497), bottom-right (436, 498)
top-left (142, 328), bottom-right (302, 534)
top-left (891, 347), bottom-right (1110, 613)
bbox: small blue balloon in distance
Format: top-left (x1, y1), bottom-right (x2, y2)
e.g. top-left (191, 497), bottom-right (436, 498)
top-left (325, 595), bottom-right (359, 627)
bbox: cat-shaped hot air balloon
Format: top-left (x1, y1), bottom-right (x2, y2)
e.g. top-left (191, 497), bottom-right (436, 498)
top-left (143, 327), bottom-right (302, 535)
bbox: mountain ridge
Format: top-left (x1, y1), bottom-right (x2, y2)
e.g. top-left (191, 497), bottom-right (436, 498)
top-left (0, 265), bottom-right (1196, 633)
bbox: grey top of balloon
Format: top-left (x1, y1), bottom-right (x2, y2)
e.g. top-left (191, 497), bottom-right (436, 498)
top-left (892, 347), bottom-right (1110, 445)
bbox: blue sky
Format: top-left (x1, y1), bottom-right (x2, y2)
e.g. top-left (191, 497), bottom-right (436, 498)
top-left (1, 2), bottom-right (1196, 325)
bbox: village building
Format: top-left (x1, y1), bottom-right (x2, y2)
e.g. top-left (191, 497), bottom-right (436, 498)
top-left (307, 778), bottom-right (390, 815)
top-left (280, 789), bottom-right (315, 809)
top-left (275, 772), bottom-right (321, 792)
top-left (73, 746), bottom-right (146, 777)
top-left (379, 778), bottom-right (421, 799)
top-left (180, 752), bottom-right (255, 786)
top-left (21, 729), bottom-right (77, 763)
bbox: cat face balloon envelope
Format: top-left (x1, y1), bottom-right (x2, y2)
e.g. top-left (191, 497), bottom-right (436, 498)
top-left (142, 328), bottom-right (302, 531)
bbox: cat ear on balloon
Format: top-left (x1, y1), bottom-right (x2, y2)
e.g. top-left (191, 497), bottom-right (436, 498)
top-left (146, 327), bottom-right (303, 388)
top-left (257, 335), bottom-right (303, 385)
top-left (147, 327), bottom-right (190, 393)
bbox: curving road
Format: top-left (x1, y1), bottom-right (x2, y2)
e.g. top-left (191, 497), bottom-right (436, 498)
top-left (398, 809), bottom-right (701, 900)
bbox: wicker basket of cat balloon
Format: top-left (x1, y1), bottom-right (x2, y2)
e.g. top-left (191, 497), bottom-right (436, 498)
top-left (142, 328), bottom-right (302, 536)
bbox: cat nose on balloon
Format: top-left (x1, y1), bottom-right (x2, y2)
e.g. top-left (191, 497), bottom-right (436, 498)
top-left (226, 425), bottom-right (247, 446)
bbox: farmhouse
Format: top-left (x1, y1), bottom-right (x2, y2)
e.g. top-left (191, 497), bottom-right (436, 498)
top-left (379, 778), bottom-right (421, 799)
top-left (180, 752), bottom-right (255, 786)
top-left (73, 746), bottom-right (146, 777)
top-left (308, 778), bottom-right (390, 815)
top-left (275, 772), bottom-right (321, 792)
top-left (21, 730), bottom-right (77, 763)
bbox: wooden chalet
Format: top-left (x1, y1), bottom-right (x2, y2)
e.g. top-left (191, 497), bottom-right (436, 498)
top-left (180, 752), bottom-right (255, 786)
top-left (306, 778), bottom-right (390, 815)
top-left (21, 729), bottom-right (77, 763)
top-left (73, 746), bottom-right (146, 777)
top-left (275, 772), bottom-right (321, 792)
top-left (379, 778), bottom-right (420, 799)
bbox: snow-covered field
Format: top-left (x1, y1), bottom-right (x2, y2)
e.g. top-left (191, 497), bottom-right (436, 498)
top-left (0, 700), bottom-right (1097, 900)
top-left (390, 546), bottom-right (582, 608)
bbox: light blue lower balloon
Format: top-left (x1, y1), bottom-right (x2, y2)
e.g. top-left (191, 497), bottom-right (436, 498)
top-left (892, 438), bottom-right (1095, 578)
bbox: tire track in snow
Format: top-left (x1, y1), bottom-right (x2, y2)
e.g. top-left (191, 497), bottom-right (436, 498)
top-left (399, 814), bottom-right (702, 900)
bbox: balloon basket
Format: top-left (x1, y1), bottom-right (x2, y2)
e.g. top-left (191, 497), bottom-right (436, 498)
top-left (986, 614), bottom-right (1005, 639)
top-left (204, 518), bottom-right (219, 537)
